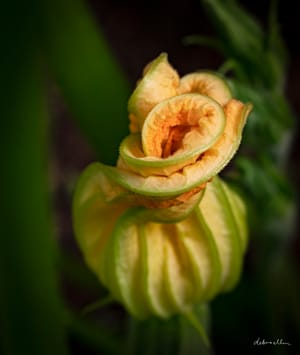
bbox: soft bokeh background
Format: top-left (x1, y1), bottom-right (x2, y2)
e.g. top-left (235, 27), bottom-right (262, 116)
top-left (1, 1), bottom-right (300, 354)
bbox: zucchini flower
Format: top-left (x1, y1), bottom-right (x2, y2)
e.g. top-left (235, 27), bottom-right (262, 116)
top-left (73, 53), bottom-right (251, 319)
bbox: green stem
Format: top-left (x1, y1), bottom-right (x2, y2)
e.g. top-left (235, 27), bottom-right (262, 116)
top-left (80, 295), bottom-right (114, 316)
top-left (183, 310), bottom-right (211, 348)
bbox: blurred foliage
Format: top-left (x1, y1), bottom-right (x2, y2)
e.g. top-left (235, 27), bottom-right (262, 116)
top-left (188, 0), bottom-right (287, 92)
top-left (41, 0), bottom-right (130, 164)
top-left (0, 2), bottom-right (68, 354)
top-left (192, 0), bottom-right (300, 352)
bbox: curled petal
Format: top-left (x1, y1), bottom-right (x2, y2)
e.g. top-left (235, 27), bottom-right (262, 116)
top-left (111, 99), bottom-right (251, 197)
top-left (178, 71), bottom-right (232, 106)
top-left (128, 53), bottom-right (180, 131)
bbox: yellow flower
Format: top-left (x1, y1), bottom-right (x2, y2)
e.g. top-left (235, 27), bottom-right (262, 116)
top-left (73, 53), bottom-right (251, 319)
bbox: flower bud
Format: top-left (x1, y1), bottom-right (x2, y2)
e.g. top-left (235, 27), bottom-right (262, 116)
top-left (73, 168), bottom-right (247, 318)
top-left (73, 53), bottom-right (251, 318)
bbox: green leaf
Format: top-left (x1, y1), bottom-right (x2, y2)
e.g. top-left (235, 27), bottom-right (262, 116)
top-left (201, 0), bottom-right (287, 91)
top-left (201, 0), bottom-right (263, 65)
top-left (266, 0), bottom-right (288, 91)
top-left (229, 79), bottom-right (293, 150)
top-left (41, 0), bottom-right (130, 164)
top-left (233, 156), bottom-right (294, 230)
top-left (0, 3), bottom-right (68, 354)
